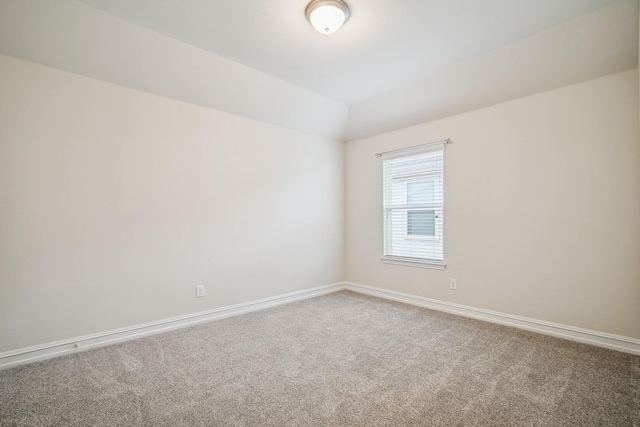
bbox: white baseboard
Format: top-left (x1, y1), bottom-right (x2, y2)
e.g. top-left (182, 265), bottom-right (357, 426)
top-left (343, 281), bottom-right (640, 355)
top-left (0, 283), bottom-right (344, 370)
top-left (3, 281), bottom-right (638, 370)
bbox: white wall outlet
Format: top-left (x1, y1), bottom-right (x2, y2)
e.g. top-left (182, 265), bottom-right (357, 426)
top-left (196, 285), bottom-right (205, 298)
top-left (449, 279), bottom-right (457, 290)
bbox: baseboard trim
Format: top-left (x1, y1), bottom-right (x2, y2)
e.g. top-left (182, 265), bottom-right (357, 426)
top-left (0, 283), bottom-right (344, 370)
top-left (343, 281), bottom-right (640, 355)
top-left (3, 281), bottom-right (638, 370)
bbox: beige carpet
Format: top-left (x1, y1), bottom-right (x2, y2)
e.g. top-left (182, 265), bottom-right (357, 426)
top-left (1, 291), bottom-right (638, 426)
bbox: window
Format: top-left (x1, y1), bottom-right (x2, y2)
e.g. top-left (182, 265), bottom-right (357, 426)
top-left (407, 210), bottom-right (435, 236)
top-left (382, 148), bottom-right (445, 268)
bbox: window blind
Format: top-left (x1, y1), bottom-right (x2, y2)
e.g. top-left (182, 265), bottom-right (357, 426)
top-left (382, 148), bottom-right (445, 264)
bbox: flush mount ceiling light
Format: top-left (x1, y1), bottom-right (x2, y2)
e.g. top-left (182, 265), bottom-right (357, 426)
top-left (305, 0), bottom-right (350, 35)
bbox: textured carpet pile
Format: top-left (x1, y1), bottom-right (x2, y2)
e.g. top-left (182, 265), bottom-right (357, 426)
top-left (1, 291), bottom-right (638, 426)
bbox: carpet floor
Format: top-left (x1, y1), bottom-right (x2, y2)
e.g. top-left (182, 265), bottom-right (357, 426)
top-left (1, 291), bottom-right (638, 426)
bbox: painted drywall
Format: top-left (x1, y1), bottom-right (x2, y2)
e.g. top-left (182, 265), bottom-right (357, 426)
top-left (0, 54), bottom-right (344, 352)
top-left (0, 0), bottom-right (348, 141)
top-left (347, 0), bottom-right (639, 141)
top-left (345, 69), bottom-right (640, 339)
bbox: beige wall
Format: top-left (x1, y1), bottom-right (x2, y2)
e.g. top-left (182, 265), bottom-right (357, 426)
top-left (1, 53), bottom-right (638, 354)
top-left (0, 54), bottom-right (344, 352)
top-left (345, 69), bottom-right (640, 339)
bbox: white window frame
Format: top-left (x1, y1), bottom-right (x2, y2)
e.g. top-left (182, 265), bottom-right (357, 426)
top-left (380, 146), bottom-right (447, 270)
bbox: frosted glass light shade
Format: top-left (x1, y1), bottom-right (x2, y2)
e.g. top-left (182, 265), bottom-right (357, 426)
top-left (305, 0), bottom-right (350, 34)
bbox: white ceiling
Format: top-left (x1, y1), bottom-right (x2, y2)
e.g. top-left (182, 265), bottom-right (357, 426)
top-left (76, 0), bottom-right (624, 105)
top-left (0, 0), bottom-right (636, 140)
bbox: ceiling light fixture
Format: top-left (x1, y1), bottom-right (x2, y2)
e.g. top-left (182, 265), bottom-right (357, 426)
top-left (305, 0), bottom-right (350, 35)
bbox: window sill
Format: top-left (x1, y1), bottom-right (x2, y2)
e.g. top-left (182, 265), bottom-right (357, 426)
top-left (380, 256), bottom-right (447, 270)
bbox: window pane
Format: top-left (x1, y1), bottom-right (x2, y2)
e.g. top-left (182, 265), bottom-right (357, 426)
top-left (407, 180), bottom-right (435, 204)
top-left (407, 210), bottom-right (435, 236)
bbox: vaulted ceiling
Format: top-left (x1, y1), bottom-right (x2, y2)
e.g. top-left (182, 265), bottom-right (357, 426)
top-left (0, 0), bottom-right (637, 140)
top-left (76, 0), bottom-right (627, 105)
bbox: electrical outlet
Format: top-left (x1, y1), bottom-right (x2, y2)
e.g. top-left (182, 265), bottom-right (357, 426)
top-left (196, 285), bottom-right (205, 298)
top-left (449, 279), bottom-right (457, 290)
